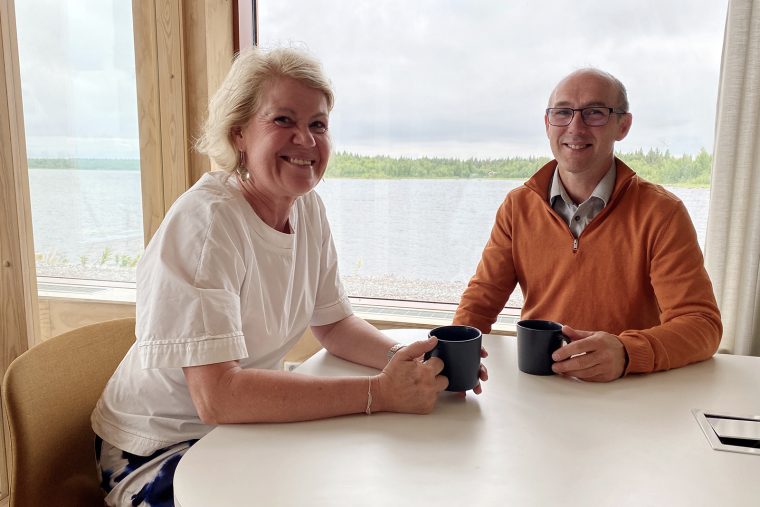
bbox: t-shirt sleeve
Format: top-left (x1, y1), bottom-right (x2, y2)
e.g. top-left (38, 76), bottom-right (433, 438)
top-left (309, 194), bottom-right (353, 326)
top-left (136, 195), bottom-right (248, 369)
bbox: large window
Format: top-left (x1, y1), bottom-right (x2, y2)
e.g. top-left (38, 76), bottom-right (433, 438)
top-left (259, 1), bottom-right (727, 307)
top-left (16, 0), bottom-right (143, 283)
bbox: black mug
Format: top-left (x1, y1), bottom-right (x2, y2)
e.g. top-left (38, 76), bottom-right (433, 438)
top-left (424, 325), bottom-right (482, 391)
top-left (516, 320), bottom-right (569, 375)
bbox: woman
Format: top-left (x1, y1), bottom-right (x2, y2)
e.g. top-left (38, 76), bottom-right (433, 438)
top-left (91, 47), bottom-right (457, 506)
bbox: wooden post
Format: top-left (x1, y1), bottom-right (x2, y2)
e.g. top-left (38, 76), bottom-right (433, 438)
top-left (132, 0), bottom-right (234, 246)
top-left (0, 0), bottom-right (41, 497)
top-left (0, 0), bottom-right (40, 367)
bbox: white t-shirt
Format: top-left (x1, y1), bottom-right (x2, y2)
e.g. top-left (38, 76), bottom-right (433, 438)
top-left (92, 171), bottom-right (353, 455)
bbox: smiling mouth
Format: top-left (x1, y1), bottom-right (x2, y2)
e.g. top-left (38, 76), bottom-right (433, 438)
top-left (281, 156), bottom-right (315, 167)
top-left (564, 143), bottom-right (591, 150)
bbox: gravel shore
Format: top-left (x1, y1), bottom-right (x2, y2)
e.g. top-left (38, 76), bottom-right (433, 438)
top-left (37, 264), bottom-right (524, 307)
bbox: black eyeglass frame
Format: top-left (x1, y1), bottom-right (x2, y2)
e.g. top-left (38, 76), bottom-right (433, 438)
top-left (545, 107), bottom-right (628, 127)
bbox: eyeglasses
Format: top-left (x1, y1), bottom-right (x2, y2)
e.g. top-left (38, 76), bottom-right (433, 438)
top-left (546, 107), bottom-right (627, 127)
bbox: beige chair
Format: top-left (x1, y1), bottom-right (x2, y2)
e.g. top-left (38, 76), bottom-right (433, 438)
top-left (2, 317), bottom-right (136, 507)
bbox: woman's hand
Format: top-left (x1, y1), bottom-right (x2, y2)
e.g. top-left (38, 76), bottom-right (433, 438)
top-left (372, 337), bottom-right (448, 414)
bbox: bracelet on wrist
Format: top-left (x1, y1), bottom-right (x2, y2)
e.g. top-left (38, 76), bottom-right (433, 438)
top-left (386, 343), bottom-right (405, 363)
top-left (365, 376), bottom-right (372, 415)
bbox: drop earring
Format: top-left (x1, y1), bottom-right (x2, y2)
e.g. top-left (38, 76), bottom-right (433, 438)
top-left (236, 150), bottom-right (250, 182)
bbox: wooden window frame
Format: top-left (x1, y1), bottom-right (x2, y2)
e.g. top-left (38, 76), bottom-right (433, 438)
top-left (0, 1), bottom-right (243, 498)
top-left (133, 0), bottom-right (235, 244)
top-left (37, 0), bottom-right (247, 340)
top-left (0, 0), bottom-right (39, 496)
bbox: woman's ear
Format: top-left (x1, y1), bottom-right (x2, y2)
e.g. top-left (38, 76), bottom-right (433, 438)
top-left (231, 126), bottom-right (244, 149)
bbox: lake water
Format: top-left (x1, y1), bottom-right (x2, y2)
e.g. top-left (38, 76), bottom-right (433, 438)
top-left (29, 169), bottom-right (710, 303)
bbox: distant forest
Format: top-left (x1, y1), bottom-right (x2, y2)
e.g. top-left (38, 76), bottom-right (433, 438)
top-left (28, 147), bottom-right (713, 186)
top-left (28, 158), bottom-right (140, 171)
top-left (326, 148), bottom-right (713, 186)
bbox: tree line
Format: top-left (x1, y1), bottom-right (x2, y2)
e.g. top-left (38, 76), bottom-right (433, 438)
top-left (326, 148), bottom-right (713, 186)
top-left (28, 158), bottom-right (140, 171)
top-left (28, 147), bottom-right (713, 186)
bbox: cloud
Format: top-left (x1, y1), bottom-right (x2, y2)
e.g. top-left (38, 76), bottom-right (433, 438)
top-left (15, 0), bottom-right (727, 158)
top-left (16, 0), bottom-right (138, 157)
top-left (260, 0), bottom-right (727, 157)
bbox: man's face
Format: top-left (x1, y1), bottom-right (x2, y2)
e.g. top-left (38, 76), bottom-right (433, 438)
top-left (544, 71), bottom-right (632, 178)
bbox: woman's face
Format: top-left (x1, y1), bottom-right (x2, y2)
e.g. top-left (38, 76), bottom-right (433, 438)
top-left (234, 76), bottom-right (331, 203)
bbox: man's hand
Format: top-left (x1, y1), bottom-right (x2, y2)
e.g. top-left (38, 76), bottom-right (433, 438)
top-left (551, 326), bottom-right (627, 382)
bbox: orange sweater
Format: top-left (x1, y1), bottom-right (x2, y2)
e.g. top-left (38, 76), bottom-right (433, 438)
top-left (454, 158), bottom-right (722, 374)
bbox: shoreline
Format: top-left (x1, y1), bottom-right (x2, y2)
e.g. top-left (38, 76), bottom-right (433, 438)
top-left (35, 265), bottom-right (525, 308)
top-left (27, 167), bottom-right (710, 188)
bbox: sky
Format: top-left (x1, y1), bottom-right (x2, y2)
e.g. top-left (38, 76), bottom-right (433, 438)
top-left (15, 0), bottom-right (729, 160)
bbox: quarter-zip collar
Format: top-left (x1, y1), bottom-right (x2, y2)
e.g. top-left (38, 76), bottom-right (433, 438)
top-left (525, 156), bottom-right (637, 211)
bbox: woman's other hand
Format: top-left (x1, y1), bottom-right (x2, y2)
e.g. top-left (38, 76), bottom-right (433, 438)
top-left (373, 337), bottom-right (448, 414)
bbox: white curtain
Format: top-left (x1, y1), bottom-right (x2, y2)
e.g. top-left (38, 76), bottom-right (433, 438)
top-left (705, 0), bottom-right (760, 356)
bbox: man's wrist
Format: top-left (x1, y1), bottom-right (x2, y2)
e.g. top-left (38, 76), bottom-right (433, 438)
top-left (620, 347), bottom-right (629, 378)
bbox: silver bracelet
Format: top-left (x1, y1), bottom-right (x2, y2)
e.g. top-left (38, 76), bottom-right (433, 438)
top-left (386, 343), bottom-right (405, 363)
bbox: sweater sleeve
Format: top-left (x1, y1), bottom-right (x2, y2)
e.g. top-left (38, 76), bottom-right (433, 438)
top-left (454, 196), bottom-right (518, 333)
top-left (617, 201), bottom-right (722, 374)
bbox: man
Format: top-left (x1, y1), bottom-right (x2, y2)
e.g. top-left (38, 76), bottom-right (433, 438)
top-left (454, 68), bottom-right (721, 382)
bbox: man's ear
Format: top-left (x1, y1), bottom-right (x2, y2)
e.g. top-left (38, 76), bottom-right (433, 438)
top-left (616, 113), bottom-right (633, 141)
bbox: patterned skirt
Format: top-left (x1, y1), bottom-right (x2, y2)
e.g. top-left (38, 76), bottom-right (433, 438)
top-left (95, 436), bottom-right (198, 507)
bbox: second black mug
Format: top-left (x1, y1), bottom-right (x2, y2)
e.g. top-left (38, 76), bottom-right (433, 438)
top-left (516, 319), bottom-right (569, 375)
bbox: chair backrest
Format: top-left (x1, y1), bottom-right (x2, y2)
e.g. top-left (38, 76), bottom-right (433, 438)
top-left (2, 317), bottom-right (136, 507)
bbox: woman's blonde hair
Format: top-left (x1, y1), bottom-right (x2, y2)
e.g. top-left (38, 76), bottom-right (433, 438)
top-left (195, 47), bottom-right (334, 171)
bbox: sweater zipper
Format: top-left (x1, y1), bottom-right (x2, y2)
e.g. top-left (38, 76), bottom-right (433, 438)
top-left (544, 202), bottom-right (580, 253)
